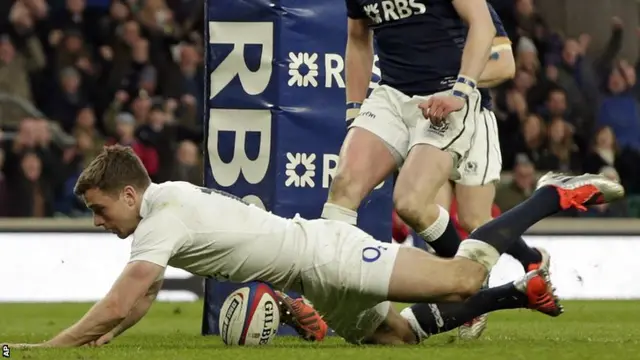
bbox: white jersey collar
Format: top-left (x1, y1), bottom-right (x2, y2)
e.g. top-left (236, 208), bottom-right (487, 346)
top-left (139, 183), bottom-right (160, 218)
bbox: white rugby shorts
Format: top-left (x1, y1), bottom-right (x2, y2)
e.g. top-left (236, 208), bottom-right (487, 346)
top-left (455, 107), bottom-right (502, 186)
top-left (296, 219), bottom-right (400, 344)
top-left (350, 84), bottom-right (482, 167)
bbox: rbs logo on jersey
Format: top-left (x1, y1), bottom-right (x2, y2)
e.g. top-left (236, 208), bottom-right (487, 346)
top-left (363, 0), bottom-right (427, 24)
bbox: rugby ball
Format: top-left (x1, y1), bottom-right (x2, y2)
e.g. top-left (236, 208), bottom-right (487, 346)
top-left (219, 282), bottom-right (280, 346)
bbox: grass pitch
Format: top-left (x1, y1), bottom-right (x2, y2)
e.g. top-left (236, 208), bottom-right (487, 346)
top-left (1, 301), bottom-right (639, 360)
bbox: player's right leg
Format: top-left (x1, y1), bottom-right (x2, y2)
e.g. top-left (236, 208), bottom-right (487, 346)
top-left (321, 86), bottom-right (407, 225)
top-left (386, 172), bottom-right (624, 305)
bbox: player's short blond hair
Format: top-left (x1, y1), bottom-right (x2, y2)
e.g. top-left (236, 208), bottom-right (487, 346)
top-left (74, 145), bottom-right (151, 197)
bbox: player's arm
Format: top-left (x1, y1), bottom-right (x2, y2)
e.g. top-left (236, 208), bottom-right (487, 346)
top-left (92, 278), bottom-right (164, 345)
top-left (345, 0), bottom-right (374, 124)
top-left (477, 36), bottom-right (515, 88)
top-left (451, 0), bottom-right (496, 95)
top-left (44, 260), bottom-right (165, 347)
top-left (44, 213), bottom-right (184, 347)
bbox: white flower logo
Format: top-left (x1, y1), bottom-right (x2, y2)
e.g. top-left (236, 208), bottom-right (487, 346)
top-left (288, 52), bottom-right (319, 87)
top-left (285, 152), bottom-right (316, 188)
top-left (364, 4), bottom-right (382, 24)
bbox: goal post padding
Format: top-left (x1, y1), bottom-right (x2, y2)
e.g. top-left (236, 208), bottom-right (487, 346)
top-left (202, 0), bottom-right (393, 336)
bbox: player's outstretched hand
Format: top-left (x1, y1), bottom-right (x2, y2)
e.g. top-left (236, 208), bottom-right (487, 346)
top-left (87, 333), bottom-right (113, 347)
top-left (419, 95), bottom-right (465, 124)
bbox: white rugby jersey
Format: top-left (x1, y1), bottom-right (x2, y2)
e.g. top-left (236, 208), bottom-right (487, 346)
top-left (130, 182), bottom-right (307, 289)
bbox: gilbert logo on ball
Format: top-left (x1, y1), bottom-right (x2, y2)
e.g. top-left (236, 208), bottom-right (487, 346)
top-left (219, 282), bottom-right (280, 346)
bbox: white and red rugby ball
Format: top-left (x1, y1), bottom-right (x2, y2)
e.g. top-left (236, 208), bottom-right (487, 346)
top-left (219, 282), bottom-right (280, 346)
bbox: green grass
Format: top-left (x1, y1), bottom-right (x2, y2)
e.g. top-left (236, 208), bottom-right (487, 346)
top-left (1, 301), bottom-right (639, 359)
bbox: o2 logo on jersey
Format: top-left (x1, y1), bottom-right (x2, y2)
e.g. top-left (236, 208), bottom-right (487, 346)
top-left (362, 245), bottom-right (388, 263)
top-left (364, 0), bottom-right (427, 25)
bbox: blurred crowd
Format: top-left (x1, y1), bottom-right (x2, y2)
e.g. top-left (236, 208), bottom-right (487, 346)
top-left (488, 0), bottom-right (640, 218)
top-left (0, 0), bottom-right (639, 219)
top-left (0, 0), bottom-right (205, 217)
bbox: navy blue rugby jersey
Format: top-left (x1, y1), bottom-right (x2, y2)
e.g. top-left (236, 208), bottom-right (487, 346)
top-left (346, 0), bottom-right (510, 107)
top-left (346, 0), bottom-right (467, 96)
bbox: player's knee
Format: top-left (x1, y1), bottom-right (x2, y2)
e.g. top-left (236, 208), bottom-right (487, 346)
top-left (327, 170), bottom-right (367, 206)
top-left (456, 277), bottom-right (481, 299)
top-left (394, 193), bottom-right (439, 229)
top-left (451, 261), bottom-right (484, 298)
top-left (393, 192), bottom-right (419, 226)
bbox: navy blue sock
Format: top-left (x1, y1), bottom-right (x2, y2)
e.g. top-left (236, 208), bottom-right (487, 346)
top-left (506, 237), bottom-right (543, 269)
top-left (470, 186), bottom-right (561, 254)
top-left (409, 283), bottom-right (527, 336)
top-left (426, 219), bottom-right (461, 258)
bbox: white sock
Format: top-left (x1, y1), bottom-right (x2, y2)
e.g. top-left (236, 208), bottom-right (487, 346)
top-left (455, 239), bottom-right (500, 271)
top-left (417, 205), bottom-right (449, 243)
top-left (321, 203), bottom-right (357, 225)
top-left (400, 307), bottom-right (430, 342)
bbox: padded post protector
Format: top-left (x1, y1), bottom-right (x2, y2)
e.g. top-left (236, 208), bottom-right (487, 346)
top-left (202, 0), bottom-right (393, 336)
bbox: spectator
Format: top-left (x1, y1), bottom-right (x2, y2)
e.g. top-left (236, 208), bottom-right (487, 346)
top-left (174, 43), bottom-right (204, 123)
top-left (515, 37), bottom-right (539, 74)
top-left (538, 117), bottom-right (581, 173)
top-left (6, 151), bottom-right (54, 217)
top-left (47, 67), bottom-right (89, 132)
top-left (97, 0), bottom-right (129, 49)
top-left (73, 107), bottom-right (104, 168)
top-left (136, 103), bottom-right (174, 181)
top-left (539, 88), bottom-right (573, 124)
top-left (582, 126), bottom-right (619, 175)
top-left (0, 5), bottom-right (46, 128)
top-left (503, 114), bottom-right (546, 170)
top-left (54, 29), bottom-right (90, 73)
top-left (172, 140), bottom-right (200, 185)
top-left (137, 0), bottom-right (178, 37)
top-left (597, 64), bottom-right (640, 152)
top-left (49, 0), bottom-right (102, 46)
top-left (106, 112), bottom-right (159, 177)
top-left (495, 155), bottom-right (536, 212)
top-left (497, 88), bottom-right (528, 149)
top-left (103, 91), bottom-right (152, 135)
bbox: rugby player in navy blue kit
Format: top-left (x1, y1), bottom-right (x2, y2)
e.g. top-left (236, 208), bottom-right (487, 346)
top-left (318, 0), bottom-right (553, 341)
top-left (433, 4), bottom-right (549, 340)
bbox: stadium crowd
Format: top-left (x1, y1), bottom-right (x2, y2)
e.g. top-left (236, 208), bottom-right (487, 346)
top-left (0, 0), bottom-right (205, 217)
top-left (0, 0), bottom-right (638, 218)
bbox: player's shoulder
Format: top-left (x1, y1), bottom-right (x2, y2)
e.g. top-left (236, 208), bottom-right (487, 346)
top-left (135, 182), bottom-right (197, 236)
top-left (134, 207), bottom-right (185, 240)
top-left (142, 181), bottom-right (202, 210)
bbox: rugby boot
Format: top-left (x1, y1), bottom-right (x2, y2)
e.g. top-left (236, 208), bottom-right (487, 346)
top-left (274, 291), bottom-right (328, 342)
top-left (459, 247), bottom-right (552, 340)
top-left (536, 172), bottom-right (625, 211)
top-left (515, 269), bottom-right (563, 317)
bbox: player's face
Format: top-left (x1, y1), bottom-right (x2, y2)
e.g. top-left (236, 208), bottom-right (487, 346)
top-left (84, 187), bottom-right (141, 239)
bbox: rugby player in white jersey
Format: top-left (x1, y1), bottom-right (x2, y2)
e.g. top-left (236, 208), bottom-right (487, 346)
top-left (5, 146), bottom-right (623, 347)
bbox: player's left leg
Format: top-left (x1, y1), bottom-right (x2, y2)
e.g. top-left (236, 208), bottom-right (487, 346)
top-left (363, 269), bottom-right (556, 345)
top-left (392, 90), bottom-right (483, 259)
